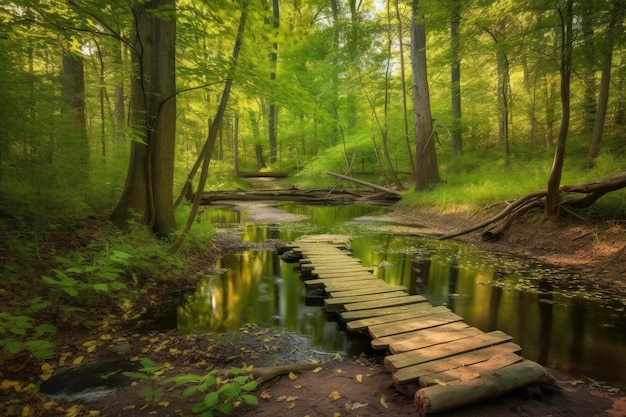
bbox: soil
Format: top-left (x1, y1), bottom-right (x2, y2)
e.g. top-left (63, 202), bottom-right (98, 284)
top-left (1, 202), bottom-right (625, 417)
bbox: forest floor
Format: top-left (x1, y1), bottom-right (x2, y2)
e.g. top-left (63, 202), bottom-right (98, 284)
top-left (2, 200), bottom-right (626, 417)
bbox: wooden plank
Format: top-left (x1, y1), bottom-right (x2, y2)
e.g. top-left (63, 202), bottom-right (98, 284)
top-left (369, 311), bottom-right (464, 340)
top-left (388, 325), bottom-right (483, 354)
top-left (418, 353), bottom-right (523, 388)
top-left (304, 278), bottom-right (386, 290)
top-left (372, 321), bottom-right (471, 350)
top-left (343, 294), bottom-right (426, 312)
top-left (313, 271), bottom-right (375, 279)
top-left (327, 285), bottom-right (407, 298)
top-left (340, 302), bottom-right (431, 321)
top-left (391, 343), bottom-right (522, 385)
top-left (309, 266), bottom-right (375, 273)
top-left (414, 360), bottom-right (552, 414)
top-left (347, 305), bottom-right (452, 333)
top-left (301, 260), bottom-right (362, 269)
top-left (384, 331), bottom-right (513, 372)
top-left (325, 291), bottom-right (408, 312)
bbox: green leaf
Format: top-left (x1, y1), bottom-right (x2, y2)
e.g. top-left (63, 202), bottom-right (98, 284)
top-left (3, 339), bottom-right (22, 354)
top-left (241, 381), bottom-right (258, 392)
top-left (92, 283), bottom-right (109, 292)
top-left (63, 287), bottom-right (79, 297)
top-left (218, 382), bottom-right (241, 400)
top-left (203, 391), bottom-right (219, 408)
top-left (34, 324), bottom-right (57, 336)
top-left (242, 394), bottom-right (258, 406)
top-left (110, 282), bottom-right (127, 290)
top-left (199, 375), bottom-right (217, 390)
top-left (218, 402), bottom-right (233, 414)
top-left (181, 385), bottom-right (198, 398)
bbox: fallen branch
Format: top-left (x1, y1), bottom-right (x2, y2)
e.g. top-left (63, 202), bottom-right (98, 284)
top-left (235, 364), bottom-right (317, 384)
top-left (326, 171), bottom-right (403, 196)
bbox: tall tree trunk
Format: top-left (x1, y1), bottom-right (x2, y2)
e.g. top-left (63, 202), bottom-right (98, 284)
top-left (233, 114), bottom-right (240, 175)
top-left (450, 0), bottom-right (463, 159)
top-left (580, 0), bottom-right (597, 135)
top-left (114, 36), bottom-right (126, 145)
top-left (586, 2), bottom-right (619, 169)
top-left (61, 51), bottom-right (89, 182)
top-left (394, 0), bottom-right (415, 176)
top-left (546, 0), bottom-right (573, 218)
top-left (268, 0), bottom-right (279, 164)
top-left (111, 0), bottom-right (177, 237)
top-left (410, 0), bottom-right (440, 192)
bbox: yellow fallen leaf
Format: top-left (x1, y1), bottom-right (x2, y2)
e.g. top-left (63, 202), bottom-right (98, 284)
top-left (335, 368), bottom-right (342, 374)
top-left (158, 401), bottom-right (169, 407)
top-left (294, 384), bottom-right (302, 389)
top-left (333, 413), bottom-right (341, 417)
top-left (380, 395), bottom-right (389, 409)
top-left (1, 380), bottom-right (22, 392)
top-left (246, 364), bottom-right (254, 372)
top-left (329, 390), bottom-right (341, 401)
top-left (43, 401), bottom-right (57, 410)
top-left (286, 396), bottom-right (298, 401)
top-left (355, 374), bottom-right (363, 383)
top-left (570, 380), bottom-right (585, 386)
top-left (99, 334), bottom-right (111, 341)
top-left (72, 356), bottom-right (84, 365)
top-left (312, 366), bottom-right (323, 374)
top-left (287, 402), bottom-right (296, 409)
top-left (260, 390), bottom-right (272, 399)
top-left (472, 372), bottom-right (480, 379)
top-left (88, 411), bottom-right (101, 416)
top-left (333, 352), bottom-right (341, 360)
top-left (434, 378), bottom-right (447, 386)
top-left (40, 363), bottom-right (54, 380)
top-left (288, 372), bottom-right (298, 380)
top-left (276, 395), bottom-right (287, 401)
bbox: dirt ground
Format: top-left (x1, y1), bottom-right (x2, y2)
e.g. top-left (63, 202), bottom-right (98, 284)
top-left (2, 203), bottom-right (625, 417)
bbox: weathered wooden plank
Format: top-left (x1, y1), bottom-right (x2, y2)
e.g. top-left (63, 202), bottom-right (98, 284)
top-left (328, 285), bottom-right (407, 298)
top-left (309, 266), bottom-right (375, 273)
top-left (369, 311), bottom-right (464, 340)
top-left (343, 294), bottom-right (426, 312)
top-left (372, 321), bottom-right (471, 350)
top-left (340, 302), bottom-right (431, 321)
top-left (347, 305), bottom-right (452, 333)
top-left (388, 325), bottom-right (483, 354)
top-left (384, 331), bottom-right (513, 372)
top-left (418, 353), bottom-right (523, 388)
top-left (391, 343), bottom-right (522, 385)
top-left (301, 260), bottom-right (363, 269)
top-left (325, 291), bottom-right (408, 312)
top-left (313, 271), bottom-right (375, 279)
top-left (414, 360), bottom-right (552, 414)
top-left (304, 278), bottom-right (386, 290)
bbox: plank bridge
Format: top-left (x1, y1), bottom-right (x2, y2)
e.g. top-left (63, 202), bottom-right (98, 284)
top-left (288, 235), bottom-right (553, 415)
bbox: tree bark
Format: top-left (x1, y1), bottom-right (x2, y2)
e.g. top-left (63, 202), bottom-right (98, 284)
top-left (410, 0), bottom-right (440, 191)
top-left (545, 0), bottom-right (573, 218)
top-left (450, 0), bottom-right (462, 159)
top-left (110, 0), bottom-right (177, 237)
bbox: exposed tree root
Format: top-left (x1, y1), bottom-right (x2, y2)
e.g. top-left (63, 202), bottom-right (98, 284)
top-left (440, 172), bottom-right (626, 241)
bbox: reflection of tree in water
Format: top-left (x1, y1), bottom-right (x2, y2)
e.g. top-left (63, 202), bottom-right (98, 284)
top-left (537, 277), bottom-right (554, 365)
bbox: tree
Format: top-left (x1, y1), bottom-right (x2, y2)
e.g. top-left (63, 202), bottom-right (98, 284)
top-left (110, 0), bottom-right (177, 237)
top-left (545, 0), bottom-right (573, 218)
top-left (450, 0), bottom-right (463, 159)
top-left (410, 0), bottom-right (440, 191)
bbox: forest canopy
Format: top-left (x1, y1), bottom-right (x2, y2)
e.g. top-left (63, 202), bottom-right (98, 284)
top-left (0, 0), bottom-right (624, 234)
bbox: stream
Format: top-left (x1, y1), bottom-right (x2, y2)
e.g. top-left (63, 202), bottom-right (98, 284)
top-left (176, 203), bottom-right (626, 389)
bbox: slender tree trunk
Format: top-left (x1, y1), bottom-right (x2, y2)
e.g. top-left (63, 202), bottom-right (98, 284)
top-left (111, 0), bottom-right (177, 237)
top-left (394, 0), bottom-right (415, 176)
top-left (450, 0), bottom-right (462, 159)
top-left (114, 36), bottom-right (126, 145)
top-left (546, 0), bottom-right (573, 218)
top-left (411, 0), bottom-right (440, 191)
top-left (268, 0), bottom-right (279, 164)
top-left (233, 114), bottom-right (240, 175)
top-left (586, 2), bottom-right (618, 169)
top-left (61, 51), bottom-right (89, 182)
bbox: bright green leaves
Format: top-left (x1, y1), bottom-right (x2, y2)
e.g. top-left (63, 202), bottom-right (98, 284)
top-left (0, 313), bottom-right (56, 362)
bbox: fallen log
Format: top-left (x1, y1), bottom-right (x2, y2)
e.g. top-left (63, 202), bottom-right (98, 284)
top-left (200, 188), bottom-right (400, 205)
top-left (326, 171), bottom-right (403, 196)
top-left (414, 360), bottom-right (553, 416)
top-left (239, 364), bottom-right (318, 384)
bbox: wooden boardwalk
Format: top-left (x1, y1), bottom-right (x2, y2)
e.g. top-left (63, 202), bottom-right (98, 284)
top-left (289, 235), bottom-right (552, 415)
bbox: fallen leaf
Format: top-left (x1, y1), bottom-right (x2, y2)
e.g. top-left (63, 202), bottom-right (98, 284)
top-left (333, 352), bottom-right (341, 360)
top-left (1, 380), bottom-right (22, 392)
top-left (312, 366), bottom-right (323, 373)
top-left (276, 395), bottom-right (287, 402)
top-left (329, 391), bottom-right (341, 401)
top-left (351, 402), bottom-right (368, 410)
top-left (286, 396), bottom-right (298, 401)
top-left (355, 374), bottom-right (363, 383)
top-left (21, 404), bottom-right (32, 416)
top-left (287, 402), bottom-right (296, 409)
top-left (260, 391), bottom-right (272, 399)
top-left (472, 372), bottom-right (480, 379)
top-left (380, 395), bottom-right (389, 409)
top-left (158, 401), bottom-right (169, 407)
top-left (294, 384), bottom-right (302, 389)
top-left (72, 356), bottom-right (84, 365)
top-left (40, 363), bottom-right (54, 380)
top-left (333, 413), bottom-right (341, 417)
top-left (335, 368), bottom-right (342, 374)
top-left (570, 380), bottom-right (585, 386)
top-left (288, 372), bottom-right (298, 380)
top-left (434, 378), bottom-right (447, 386)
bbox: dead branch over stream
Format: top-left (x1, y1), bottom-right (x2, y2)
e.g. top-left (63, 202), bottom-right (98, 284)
top-left (440, 172), bottom-right (626, 241)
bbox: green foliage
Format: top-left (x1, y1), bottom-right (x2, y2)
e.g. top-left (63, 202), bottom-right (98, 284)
top-left (0, 312), bottom-right (56, 363)
top-left (122, 358), bottom-right (170, 409)
top-left (162, 363), bottom-right (258, 416)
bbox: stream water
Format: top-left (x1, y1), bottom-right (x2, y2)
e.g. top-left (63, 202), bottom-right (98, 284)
top-left (176, 203), bottom-right (626, 389)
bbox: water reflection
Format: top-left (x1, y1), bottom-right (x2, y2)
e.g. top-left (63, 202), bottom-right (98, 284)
top-left (184, 204), bottom-right (626, 389)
